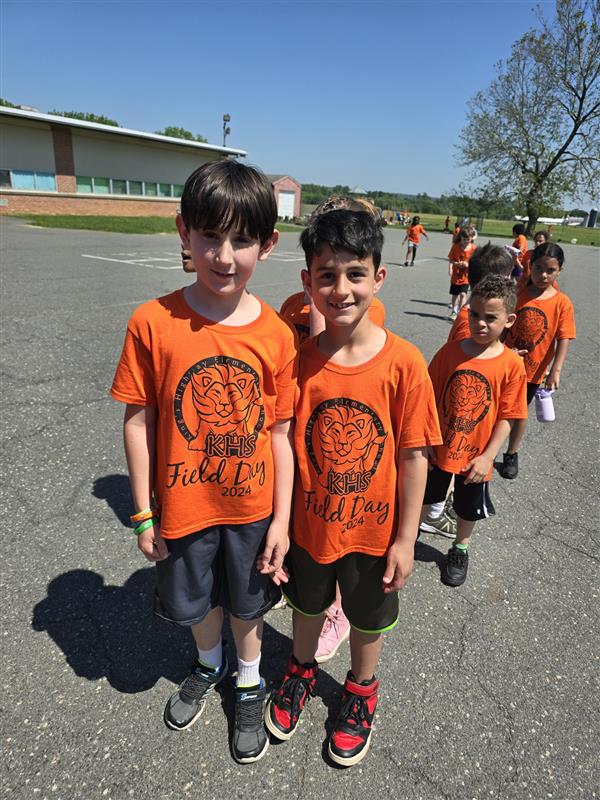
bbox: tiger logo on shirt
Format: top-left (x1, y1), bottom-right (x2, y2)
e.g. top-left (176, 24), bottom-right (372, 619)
top-left (442, 369), bottom-right (492, 435)
top-left (509, 306), bottom-right (548, 353)
top-left (305, 399), bottom-right (386, 496)
top-left (174, 356), bottom-right (264, 457)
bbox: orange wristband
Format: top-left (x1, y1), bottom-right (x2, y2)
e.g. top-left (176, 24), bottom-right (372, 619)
top-left (130, 508), bottom-right (155, 524)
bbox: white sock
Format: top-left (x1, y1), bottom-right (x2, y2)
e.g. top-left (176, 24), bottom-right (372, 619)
top-left (196, 640), bottom-right (223, 672)
top-left (429, 501), bottom-right (445, 518)
top-left (236, 654), bottom-right (261, 688)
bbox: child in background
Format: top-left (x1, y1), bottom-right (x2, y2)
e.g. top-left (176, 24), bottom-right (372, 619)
top-left (510, 223), bottom-right (528, 278)
top-left (447, 243), bottom-right (514, 343)
top-left (266, 210), bottom-right (441, 765)
top-left (519, 230), bottom-right (549, 288)
top-left (500, 242), bottom-right (576, 479)
top-left (447, 226), bottom-right (477, 319)
top-left (403, 215), bottom-right (429, 266)
top-left (423, 275), bottom-right (527, 587)
top-left (112, 161), bottom-right (297, 764)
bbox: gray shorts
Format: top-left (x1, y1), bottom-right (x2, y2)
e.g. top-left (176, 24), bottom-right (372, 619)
top-left (153, 516), bottom-right (281, 625)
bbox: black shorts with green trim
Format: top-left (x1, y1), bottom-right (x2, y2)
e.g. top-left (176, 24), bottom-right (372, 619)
top-left (283, 540), bottom-right (399, 634)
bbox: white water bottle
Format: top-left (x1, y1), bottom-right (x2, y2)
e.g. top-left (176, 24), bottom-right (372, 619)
top-left (535, 388), bottom-right (555, 423)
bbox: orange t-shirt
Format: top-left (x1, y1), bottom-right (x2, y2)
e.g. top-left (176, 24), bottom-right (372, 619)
top-left (429, 341), bottom-right (527, 480)
top-left (279, 292), bottom-right (386, 344)
top-left (292, 333), bottom-right (442, 563)
top-left (504, 288), bottom-right (576, 384)
top-left (448, 243), bottom-right (476, 285)
top-left (407, 224), bottom-right (427, 244)
top-left (111, 290), bottom-right (298, 539)
top-left (447, 305), bottom-right (471, 342)
top-left (512, 234), bottom-right (528, 259)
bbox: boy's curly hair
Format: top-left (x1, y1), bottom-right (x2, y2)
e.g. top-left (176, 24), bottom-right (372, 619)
top-left (471, 274), bottom-right (517, 314)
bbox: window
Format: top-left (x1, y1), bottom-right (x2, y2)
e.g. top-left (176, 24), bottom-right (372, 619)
top-left (144, 182), bottom-right (158, 197)
top-left (128, 180), bottom-right (142, 195)
top-left (158, 183), bottom-right (171, 197)
top-left (0, 170), bottom-right (11, 187)
top-left (173, 184), bottom-right (183, 198)
top-left (9, 170), bottom-right (56, 191)
top-left (77, 176), bottom-right (93, 193)
top-left (111, 179), bottom-right (127, 195)
top-left (93, 177), bottom-right (110, 194)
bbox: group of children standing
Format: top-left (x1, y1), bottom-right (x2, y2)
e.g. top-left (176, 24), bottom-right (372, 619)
top-left (111, 162), bottom-right (576, 769)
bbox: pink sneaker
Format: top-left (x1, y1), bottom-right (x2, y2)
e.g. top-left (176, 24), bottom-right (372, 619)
top-left (315, 606), bottom-right (350, 663)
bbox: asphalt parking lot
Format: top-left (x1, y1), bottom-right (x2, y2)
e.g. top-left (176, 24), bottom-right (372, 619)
top-left (1, 216), bottom-right (599, 800)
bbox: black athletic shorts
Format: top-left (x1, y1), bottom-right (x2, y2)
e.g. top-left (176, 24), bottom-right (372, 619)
top-left (154, 516), bottom-right (281, 626)
top-left (423, 466), bottom-right (495, 522)
top-left (283, 541), bottom-right (399, 634)
top-left (527, 382), bottom-right (540, 405)
top-left (450, 282), bottom-right (470, 295)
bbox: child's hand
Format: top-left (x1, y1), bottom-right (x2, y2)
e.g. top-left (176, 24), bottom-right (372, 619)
top-left (462, 454), bottom-right (492, 484)
top-left (269, 564), bottom-right (290, 586)
top-left (137, 522), bottom-right (170, 562)
top-left (545, 370), bottom-right (561, 390)
top-left (382, 541), bottom-right (414, 593)
top-left (256, 520), bottom-right (289, 575)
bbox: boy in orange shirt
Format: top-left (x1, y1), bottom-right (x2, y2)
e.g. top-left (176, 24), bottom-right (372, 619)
top-left (111, 161), bottom-right (297, 764)
top-left (422, 275), bottom-right (527, 587)
top-left (265, 209), bottom-right (441, 766)
top-left (500, 242), bottom-right (575, 479)
top-left (402, 215), bottom-right (429, 266)
top-left (447, 225), bottom-right (477, 319)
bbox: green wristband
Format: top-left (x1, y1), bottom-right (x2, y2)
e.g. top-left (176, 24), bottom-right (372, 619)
top-left (134, 517), bottom-right (157, 535)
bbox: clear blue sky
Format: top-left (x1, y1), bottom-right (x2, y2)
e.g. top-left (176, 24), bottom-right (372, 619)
top-left (3, 0), bottom-right (549, 198)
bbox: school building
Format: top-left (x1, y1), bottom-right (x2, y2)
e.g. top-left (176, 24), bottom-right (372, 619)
top-left (0, 107), bottom-right (302, 219)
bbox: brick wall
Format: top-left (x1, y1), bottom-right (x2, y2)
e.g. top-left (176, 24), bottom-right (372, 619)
top-left (0, 192), bottom-right (179, 216)
top-left (51, 126), bottom-right (76, 193)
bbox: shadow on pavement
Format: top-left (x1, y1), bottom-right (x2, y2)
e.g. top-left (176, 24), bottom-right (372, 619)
top-left (404, 310), bottom-right (450, 322)
top-left (414, 539), bottom-right (445, 569)
top-left (92, 473), bottom-right (132, 527)
top-left (410, 298), bottom-right (450, 308)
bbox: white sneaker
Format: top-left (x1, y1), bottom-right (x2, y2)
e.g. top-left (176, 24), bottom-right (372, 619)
top-left (419, 512), bottom-right (457, 539)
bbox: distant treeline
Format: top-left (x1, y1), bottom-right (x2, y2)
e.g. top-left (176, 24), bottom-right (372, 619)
top-left (300, 184), bottom-right (579, 221)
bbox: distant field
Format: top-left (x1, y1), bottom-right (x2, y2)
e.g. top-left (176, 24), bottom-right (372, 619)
top-left (6, 214), bottom-right (304, 236)
top-left (389, 212), bottom-right (599, 246)
top-left (4, 213), bottom-right (597, 245)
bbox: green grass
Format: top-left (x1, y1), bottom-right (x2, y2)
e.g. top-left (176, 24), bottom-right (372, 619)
top-left (8, 214), bottom-right (304, 236)
top-left (404, 212), bottom-right (599, 246)
top-left (6, 212), bottom-right (597, 245)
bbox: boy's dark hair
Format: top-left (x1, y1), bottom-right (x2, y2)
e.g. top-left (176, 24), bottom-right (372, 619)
top-left (512, 222), bottom-right (526, 236)
top-left (533, 229), bottom-right (549, 241)
top-left (471, 274), bottom-right (517, 314)
top-left (300, 209), bottom-right (384, 270)
top-left (531, 241), bottom-right (564, 267)
top-left (412, 215), bottom-right (420, 225)
top-left (468, 242), bottom-right (513, 286)
top-left (180, 160), bottom-right (277, 245)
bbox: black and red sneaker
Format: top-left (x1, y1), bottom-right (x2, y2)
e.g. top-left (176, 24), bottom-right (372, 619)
top-left (328, 672), bottom-right (379, 766)
top-left (264, 655), bottom-right (317, 740)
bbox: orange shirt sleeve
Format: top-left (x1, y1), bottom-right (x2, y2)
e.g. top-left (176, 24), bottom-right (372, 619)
top-left (111, 303), bottom-right (158, 405)
top-left (447, 306), bottom-right (471, 342)
top-left (368, 297), bottom-right (386, 326)
top-left (556, 294), bottom-right (576, 340)
top-left (497, 354), bottom-right (528, 420)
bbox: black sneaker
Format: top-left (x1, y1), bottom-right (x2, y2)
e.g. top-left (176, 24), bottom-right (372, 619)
top-left (500, 451), bottom-right (519, 479)
top-left (441, 545), bottom-right (469, 587)
top-left (164, 655), bottom-right (228, 731)
top-left (232, 681), bottom-right (269, 763)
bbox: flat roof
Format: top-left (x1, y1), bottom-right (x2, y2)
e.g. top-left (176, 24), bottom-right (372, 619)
top-left (0, 106), bottom-right (247, 157)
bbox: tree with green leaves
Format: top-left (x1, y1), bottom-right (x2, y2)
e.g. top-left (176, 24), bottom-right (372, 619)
top-left (0, 98), bottom-right (18, 108)
top-left (457, 0), bottom-right (600, 234)
top-left (49, 110), bottom-right (120, 127)
top-left (155, 126), bottom-right (207, 143)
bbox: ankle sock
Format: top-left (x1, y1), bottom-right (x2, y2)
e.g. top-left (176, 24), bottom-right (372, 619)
top-left (455, 543), bottom-right (469, 552)
top-left (196, 640), bottom-right (223, 672)
top-left (429, 501), bottom-right (445, 518)
top-left (236, 654), bottom-right (261, 687)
